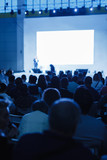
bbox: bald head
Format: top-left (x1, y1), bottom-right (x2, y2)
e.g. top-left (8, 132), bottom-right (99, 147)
top-left (49, 98), bottom-right (81, 136)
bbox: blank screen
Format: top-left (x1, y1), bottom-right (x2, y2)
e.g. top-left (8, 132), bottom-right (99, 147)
top-left (37, 30), bottom-right (94, 66)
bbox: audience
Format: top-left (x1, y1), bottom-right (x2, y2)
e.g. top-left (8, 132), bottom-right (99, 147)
top-left (58, 70), bottom-right (64, 79)
top-left (42, 88), bottom-right (61, 106)
top-left (0, 69), bottom-right (8, 85)
top-left (0, 99), bottom-right (18, 159)
top-left (14, 84), bottom-right (37, 115)
top-left (59, 77), bottom-right (73, 98)
top-left (67, 76), bottom-right (79, 94)
top-left (28, 75), bottom-right (40, 98)
top-left (91, 73), bottom-right (103, 92)
top-left (18, 88), bottom-right (60, 138)
top-left (77, 72), bottom-right (84, 85)
top-left (0, 68), bottom-right (107, 159)
top-left (37, 74), bottom-right (48, 92)
top-left (9, 77), bottom-right (23, 101)
top-left (18, 100), bottom-right (49, 138)
top-left (100, 84), bottom-right (107, 96)
top-left (6, 75), bottom-right (16, 96)
top-left (21, 74), bottom-right (28, 86)
top-left (32, 99), bottom-right (48, 114)
top-left (0, 100), bottom-right (18, 138)
top-left (5, 69), bottom-right (13, 85)
top-left (13, 98), bottom-right (96, 160)
top-left (84, 76), bottom-right (100, 101)
top-left (66, 70), bottom-right (72, 81)
top-left (50, 75), bottom-right (61, 90)
top-left (0, 82), bottom-right (16, 114)
top-left (74, 86), bottom-right (107, 154)
top-left (98, 94), bottom-right (107, 121)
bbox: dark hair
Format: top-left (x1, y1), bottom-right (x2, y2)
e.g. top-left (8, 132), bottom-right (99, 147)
top-left (51, 76), bottom-right (61, 89)
top-left (74, 86), bottom-right (93, 114)
top-left (15, 77), bottom-right (22, 86)
top-left (5, 69), bottom-right (13, 77)
top-left (9, 75), bottom-right (15, 83)
top-left (60, 77), bottom-right (69, 88)
top-left (42, 88), bottom-right (61, 106)
top-left (0, 83), bottom-right (7, 92)
top-left (93, 73), bottom-right (99, 81)
top-left (31, 100), bottom-right (48, 114)
top-left (29, 75), bottom-right (37, 84)
top-left (85, 76), bottom-right (92, 85)
top-left (72, 76), bottom-right (78, 83)
top-left (38, 75), bottom-right (47, 91)
top-left (21, 74), bottom-right (27, 81)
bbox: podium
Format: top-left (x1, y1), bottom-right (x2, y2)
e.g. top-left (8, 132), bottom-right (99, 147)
top-left (32, 68), bottom-right (42, 73)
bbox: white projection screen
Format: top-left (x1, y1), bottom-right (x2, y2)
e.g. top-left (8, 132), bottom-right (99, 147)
top-left (37, 30), bottom-right (94, 67)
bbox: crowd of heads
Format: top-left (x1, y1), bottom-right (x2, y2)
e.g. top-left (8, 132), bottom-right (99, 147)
top-left (0, 69), bottom-right (107, 116)
top-left (0, 69), bottom-right (106, 128)
top-left (0, 68), bottom-right (107, 159)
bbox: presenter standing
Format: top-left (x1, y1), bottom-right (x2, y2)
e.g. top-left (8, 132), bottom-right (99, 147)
top-left (33, 57), bottom-right (39, 69)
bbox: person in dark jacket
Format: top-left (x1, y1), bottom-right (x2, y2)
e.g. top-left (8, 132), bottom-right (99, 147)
top-left (12, 98), bottom-right (96, 160)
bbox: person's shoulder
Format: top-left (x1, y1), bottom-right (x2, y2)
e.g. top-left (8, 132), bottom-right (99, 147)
top-left (70, 140), bottom-right (95, 160)
top-left (84, 114), bottom-right (105, 127)
top-left (18, 132), bottom-right (42, 144)
top-left (13, 133), bottom-right (42, 160)
top-left (22, 110), bottom-right (48, 122)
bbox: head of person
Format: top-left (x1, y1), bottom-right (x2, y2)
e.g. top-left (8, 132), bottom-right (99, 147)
top-left (84, 76), bottom-right (92, 87)
top-left (74, 86), bottom-right (93, 115)
top-left (60, 77), bottom-right (69, 89)
top-left (21, 74), bottom-right (27, 82)
top-left (74, 70), bottom-right (78, 76)
top-left (5, 69), bottom-right (13, 77)
top-left (93, 73), bottom-right (99, 81)
top-left (0, 83), bottom-right (7, 93)
top-left (51, 76), bottom-right (61, 89)
top-left (48, 98), bottom-right (80, 137)
top-left (58, 70), bottom-right (64, 79)
top-left (29, 75), bottom-right (37, 84)
top-left (9, 75), bottom-right (15, 84)
top-left (38, 74), bottom-right (47, 91)
top-left (15, 77), bottom-right (23, 87)
top-left (42, 88), bottom-right (61, 107)
top-left (50, 64), bottom-right (55, 73)
top-left (31, 99), bottom-right (48, 114)
top-left (0, 100), bottom-right (9, 130)
top-left (66, 70), bottom-right (72, 81)
top-left (71, 76), bottom-right (78, 83)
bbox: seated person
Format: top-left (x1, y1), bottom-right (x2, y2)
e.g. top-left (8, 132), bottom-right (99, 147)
top-left (91, 73), bottom-right (103, 92)
top-left (13, 98), bottom-right (95, 160)
top-left (74, 86), bottom-right (107, 154)
top-left (15, 84), bottom-right (37, 115)
top-left (18, 88), bottom-right (61, 138)
top-left (67, 76), bottom-right (79, 94)
top-left (84, 76), bottom-right (100, 101)
top-left (18, 100), bottom-right (49, 138)
top-left (21, 74), bottom-right (29, 86)
top-left (0, 99), bottom-right (18, 159)
top-left (42, 87), bottom-right (61, 107)
top-left (50, 64), bottom-right (55, 73)
top-left (6, 75), bottom-right (16, 96)
top-left (59, 77), bottom-right (73, 98)
top-left (0, 82), bottom-right (16, 114)
top-left (50, 76), bottom-right (61, 90)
